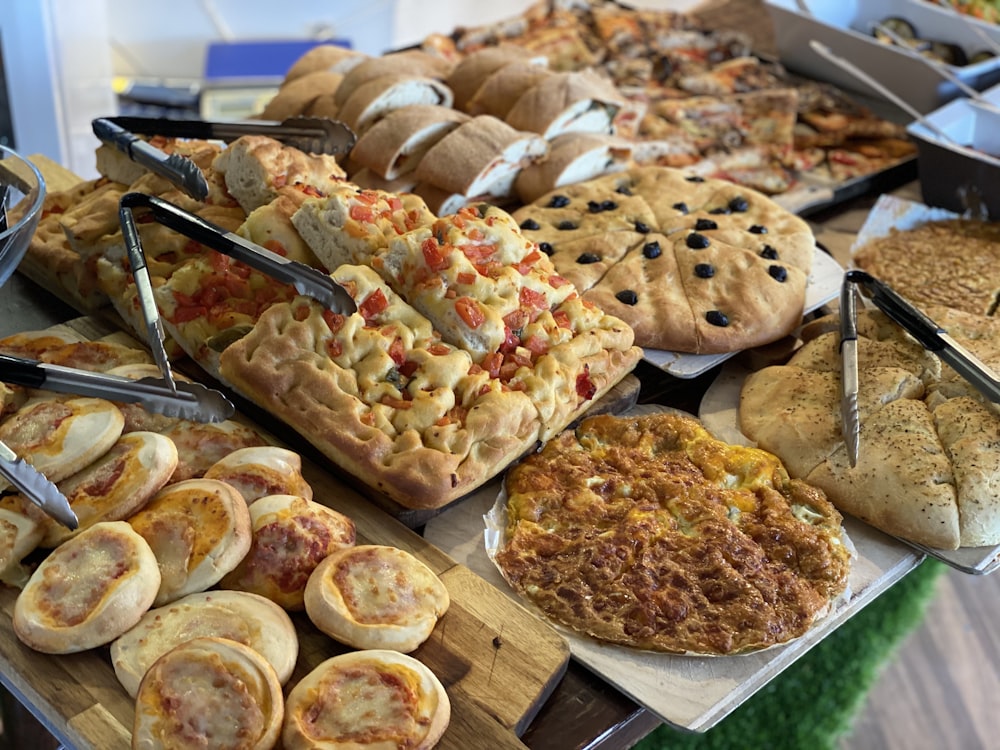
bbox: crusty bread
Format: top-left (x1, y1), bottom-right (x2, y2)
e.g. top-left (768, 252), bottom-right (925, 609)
top-left (13, 521), bottom-right (161, 654)
top-left (284, 44), bottom-right (366, 83)
top-left (447, 45), bottom-right (545, 111)
top-left (110, 589), bottom-right (298, 697)
top-left (39, 430), bottom-right (179, 548)
top-left (333, 50), bottom-right (454, 108)
top-left (337, 74), bottom-right (455, 136)
top-left (237, 188), bottom-right (323, 267)
top-left (465, 61), bottom-right (553, 118)
top-left (127, 478), bottom-right (252, 606)
top-left (350, 104), bottom-right (469, 180)
top-left (514, 132), bottom-right (633, 203)
top-left (282, 650), bottom-right (450, 750)
top-left (219, 493), bottom-right (356, 610)
top-left (303, 544), bottom-right (449, 653)
top-left (505, 68), bottom-right (627, 139)
top-left (212, 135), bottom-right (347, 214)
top-left (413, 115), bottom-right (548, 198)
top-left (132, 637), bottom-right (284, 750)
top-left (0, 396), bottom-right (125, 491)
top-left (258, 70), bottom-right (343, 121)
top-left (350, 167), bottom-right (420, 195)
top-left (203, 445), bottom-right (313, 504)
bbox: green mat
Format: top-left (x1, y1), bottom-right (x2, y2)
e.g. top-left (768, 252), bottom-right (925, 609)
top-left (635, 559), bottom-right (946, 750)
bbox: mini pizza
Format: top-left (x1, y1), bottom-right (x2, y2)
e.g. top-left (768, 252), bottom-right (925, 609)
top-left (132, 636), bottom-right (284, 750)
top-left (219, 494), bottom-right (356, 610)
top-left (110, 589), bottom-right (298, 698)
top-left (512, 166), bottom-right (816, 353)
top-left (303, 544), bottom-right (450, 653)
top-left (282, 649), bottom-right (450, 750)
top-left (202, 446), bottom-right (314, 504)
top-left (0, 397), bottom-right (125, 489)
top-left (13, 521), bottom-right (161, 654)
top-left (160, 419), bottom-right (267, 483)
top-left (495, 411), bottom-right (852, 654)
top-left (36, 430), bottom-right (179, 548)
top-left (126, 478), bottom-right (252, 606)
top-left (0, 507), bottom-right (44, 587)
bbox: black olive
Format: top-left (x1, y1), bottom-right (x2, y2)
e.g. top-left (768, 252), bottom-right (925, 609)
top-left (587, 199), bottom-right (617, 213)
top-left (519, 218), bottom-right (540, 231)
top-left (634, 220), bottom-right (651, 234)
top-left (694, 263), bottom-right (715, 278)
top-left (768, 265), bottom-right (788, 282)
top-left (615, 185), bottom-right (633, 196)
top-left (616, 289), bottom-right (638, 305)
top-left (672, 202), bottom-right (689, 215)
top-left (728, 196), bottom-right (749, 213)
top-left (642, 241), bottom-right (661, 259)
top-left (549, 195), bottom-right (570, 208)
top-left (748, 224), bottom-right (768, 234)
top-left (601, 199), bottom-right (617, 211)
top-left (557, 220), bottom-right (577, 230)
top-left (695, 218), bottom-right (718, 231)
top-left (576, 252), bottom-right (600, 264)
top-left (685, 175), bottom-right (706, 183)
top-left (539, 242), bottom-right (554, 255)
top-left (587, 200), bottom-right (602, 213)
top-left (686, 232), bottom-right (711, 249)
top-left (760, 245), bottom-right (779, 260)
top-left (706, 310), bottom-right (729, 327)
top-left (709, 207), bottom-right (730, 215)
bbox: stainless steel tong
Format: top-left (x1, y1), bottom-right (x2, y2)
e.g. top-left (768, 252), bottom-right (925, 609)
top-left (0, 440), bottom-right (77, 529)
top-left (839, 269), bottom-right (1000, 466)
top-left (118, 192), bottom-right (357, 316)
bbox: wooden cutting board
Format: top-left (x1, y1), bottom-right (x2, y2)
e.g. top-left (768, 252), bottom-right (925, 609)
top-left (0, 316), bottom-right (570, 750)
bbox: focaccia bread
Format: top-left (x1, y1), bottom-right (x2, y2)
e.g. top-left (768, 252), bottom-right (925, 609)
top-left (304, 544), bottom-right (450, 653)
top-left (13, 521), bottom-right (161, 654)
top-left (282, 650), bottom-right (450, 750)
top-left (496, 411), bottom-right (852, 654)
top-left (513, 165), bottom-right (815, 353)
top-left (132, 636), bottom-right (284, 750)
top-left (110, 589), bottom-right (298, 698)
top-left (740, 306), bottom-right (1000, 549)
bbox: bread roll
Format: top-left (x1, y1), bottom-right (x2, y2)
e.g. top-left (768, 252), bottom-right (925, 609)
top-left (349, 104), bottom-right (469, 180)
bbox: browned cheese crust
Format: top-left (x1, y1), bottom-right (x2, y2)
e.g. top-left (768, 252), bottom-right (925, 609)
top-left (495, 411), bottom-right (851, 655)
top-left (853, 219), bottom-right (1000, 316)
top-left (512, 166), bottom-right (814, 353)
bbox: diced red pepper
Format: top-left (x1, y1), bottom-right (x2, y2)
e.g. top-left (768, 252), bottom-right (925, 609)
top-left (455, 297), bottom-right (485, 329)
top-left (358, 289), bottom-right (389, 321)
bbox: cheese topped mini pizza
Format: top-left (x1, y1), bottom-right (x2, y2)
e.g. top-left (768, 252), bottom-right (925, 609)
top-left (219, 493), bottom-right (356, 611)
top-left (495, 411), bottom-right (852, 654)
top-left (512, 166), bottom-right (816, 353)
top-left (0, 397), bottom-right (125, 489)
top-left (282, 649), bottom-right (450, 750)
top-left (111, 589), bottom-right (298, 698)
top-left (202, 446), bottom-right (313, 504)
top-left (13, 521), bottom-right (161, 654)
top-left (132, 636), bottom-right (284, 750)
top-left (304, 544), bottom-right (450, 653)
top-left (0, 507), bottom-right (44, 587)
top-left (127, 478), bottom-right (252, 606)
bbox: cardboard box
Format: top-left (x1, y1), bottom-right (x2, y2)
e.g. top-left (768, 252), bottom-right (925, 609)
top-left (766, 0), bottom-right (1000, 113)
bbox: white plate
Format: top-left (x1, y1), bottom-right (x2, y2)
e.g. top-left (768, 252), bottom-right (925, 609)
top-left (643, 246), bottom-right (843, 379)
top-left (423, 403), bottom-right (921, 732)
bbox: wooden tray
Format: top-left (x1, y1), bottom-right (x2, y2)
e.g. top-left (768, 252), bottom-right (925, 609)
top-left (0, 316), bottom-right (570, 750)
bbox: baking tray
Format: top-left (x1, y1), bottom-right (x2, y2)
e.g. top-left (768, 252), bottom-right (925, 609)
top-left (643, 243), bottom-right (843, 378)
top-left (424, 403), bottom-right (922, 733)
top-left (766, 0), bottom-right (1000, 113)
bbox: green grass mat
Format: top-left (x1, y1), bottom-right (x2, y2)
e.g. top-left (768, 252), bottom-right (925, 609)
top-left (635, 559), bottom-right (946, 750)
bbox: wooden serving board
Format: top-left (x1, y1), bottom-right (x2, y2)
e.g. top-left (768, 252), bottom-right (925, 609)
top-left (0, 316), bottom-right (570, 750)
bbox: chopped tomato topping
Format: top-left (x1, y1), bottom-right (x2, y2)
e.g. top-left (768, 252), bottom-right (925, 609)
top-left (549, 274), bottom-right (570, 288)
top-left (455, 297), bottom-right (485, 329)
top-left (322, 309), bottom-right (345, 332)
top-left (173, 305), bottom-right (208, 323)
top-left (444, 288), bottom-right (457, 300)
top-left (388, 337), bottom-right (405, 366)
top-left (262, 239), bottom-right (288, 256)
top-left (457, 272), bottom-right (477, 286)
top-left (523, 335), bottom-right (549, 356)
top-left (350, 203), bottom-right (374, 224)
top-left (381, 396), bottom-right (412, 410)
top-left (399, 359), bottom-right (418, 378)
top-left (519, 287), bottom-right (548, 311)
top-left (576, 365), bottom-right (597, 400)
top-left (481, 352), bottom-right (504, 379)
top-left (503, 309), bottom-right (529, 332)
top-left (428, 343), bottom-right (451, 355)
top-left (387, 195), bottom-right (403, 211)
top-left (299, 184), bottom-right (323, 198)
top-left (500, 326), bottom-right (520, 353)
top-left (355, 191), bottom-right (378, 205)
top-left (553, 310), bottom-right (572, 329)
top-left (361, 411), bottom-right (376, 426)
top-left (421, 238), bottom-right (449, 272)
top-left (468, 228), bottom-right (484, 242)
top-left (325, 338), bottom-right (343, 358)
top-left (358, 289), bottom-right (388, 321)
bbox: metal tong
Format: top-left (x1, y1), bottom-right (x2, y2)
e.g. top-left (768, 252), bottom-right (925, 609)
top-left (0, 440), bottom-right (78, 529)
top-left (119, 192), bottom-right (357, 317)
top-left (839, 270), bottom-right (1000, 466)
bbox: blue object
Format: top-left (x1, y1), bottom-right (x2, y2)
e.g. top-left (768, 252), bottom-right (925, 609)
top-left (204, 39), bottom-right (352, 83)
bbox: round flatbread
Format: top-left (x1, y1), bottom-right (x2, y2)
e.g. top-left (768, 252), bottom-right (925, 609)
top-left (282, 649), bottom-right (450, 750)
top-left (0, 396), bottom-right (124, 489)
top-left (127, 478), bottom-right (252, 606)
top-left (219, 494), bottom-right (355, 610)
top-left (161, 419), bottom-right (266, 483)
top-left (38, 431), bottom-right (179, 548)
top-left (132, 636), bottom-right (283, 750)
top-left (202, 446), bottom-right (313, 504)
top-left (304, 544), bottom-right (450, 653)
top-left (110, 589), bottom-right (298, 698)
top-left (0, 506), bottom-right (44, 586)
top-left (13, 521), bottom-right (161, 654)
